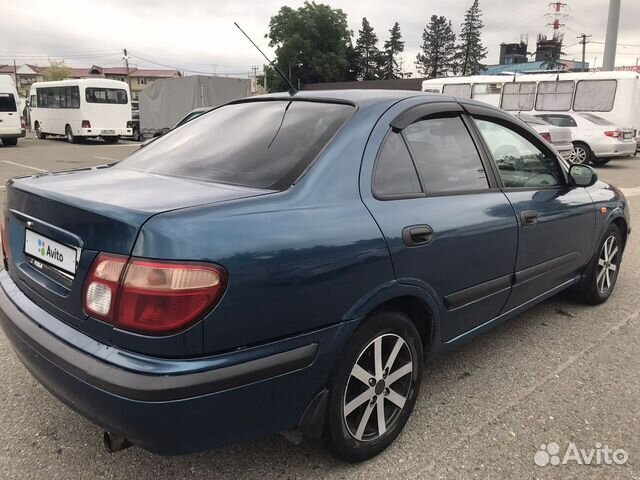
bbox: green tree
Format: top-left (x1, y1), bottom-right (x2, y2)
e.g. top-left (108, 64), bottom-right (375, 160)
top-left (266, 2), bottom-right (353, 91)
top-left (381, 22), bottom-right (405, 79)
top-left (415, 15), bottom-right (456, 78)
top-left (45, 59), bottom-right (71, 81)
top-left (355, 17), bottom-right (383, 80)
top-left (455, 0), bottom-right (488, 76)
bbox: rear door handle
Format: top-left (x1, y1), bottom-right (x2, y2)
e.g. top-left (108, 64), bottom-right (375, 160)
top-left (520, 210), bottom-right (539, 226)
top-left (402, 225), bottom-right (434, 247)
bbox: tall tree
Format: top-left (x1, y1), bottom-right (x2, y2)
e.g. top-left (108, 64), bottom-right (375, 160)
top-left (355, 17), bottom-right (383, 80)
top-left (45, 59), bottom-right (71, 81)
top-left (415, 15), bottom-right (456, 79)
top-left (382, 22), bottom-right (405, 79)
top-left (266, 2), bottom-right (353, 91)
top-left (455, 0), bottom-right (488, 76)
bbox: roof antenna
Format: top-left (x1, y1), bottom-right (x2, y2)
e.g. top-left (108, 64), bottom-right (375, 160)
top-left (234, 22), bottom-right (297, 95)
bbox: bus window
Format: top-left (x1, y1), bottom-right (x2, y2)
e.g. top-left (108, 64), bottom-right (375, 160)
top-left (501, 82), bottom-right (536, 111)
top-left (85, 88), bottom-right (128, 104)
top-left (573, 80), bottom-right (617, 112)
top-left (442, 84), bottom-right (471, 99)
top-left (535, 81), bottom-right (574, 111)
top-left (36, 87), bottom-right (80, 109)
top-left (471, 83), bottom-right (502, 107)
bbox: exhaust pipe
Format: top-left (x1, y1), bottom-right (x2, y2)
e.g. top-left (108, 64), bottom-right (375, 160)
top-left (103, 431), bottom-right (133, 453)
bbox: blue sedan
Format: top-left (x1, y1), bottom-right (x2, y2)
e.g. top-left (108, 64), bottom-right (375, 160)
top-left (0, 90), bottom-right (630, 462)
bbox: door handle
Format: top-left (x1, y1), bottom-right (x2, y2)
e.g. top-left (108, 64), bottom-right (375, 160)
top-left (520, 210), bottom-right (539, 226)
top-left (402, 225), bottom-right (434, 247)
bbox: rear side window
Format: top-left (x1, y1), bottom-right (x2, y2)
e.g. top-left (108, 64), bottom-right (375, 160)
top-left (0, 93), bottom-right (17, 112)
top-left (86, 88), bottom-right (128, 104)
top-left (544, 115), bottom-right (577, 128)
top-left (404, 116), bottom-right (489, 194)
top-left (119, 100), bottom-right (354, 190)
top-left (373, 132), bottom-right (422, 197)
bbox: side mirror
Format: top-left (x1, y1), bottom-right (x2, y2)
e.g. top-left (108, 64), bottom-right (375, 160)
top-left (569, 164), bottom-right (598, 187)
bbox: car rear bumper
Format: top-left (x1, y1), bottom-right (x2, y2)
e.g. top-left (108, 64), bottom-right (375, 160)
top-left (590, 140), bottom-right (637, 158)
top-left (0, 270), bottom-right (355, 454)
top-left (0, 129), bottom-right (26, 139)
top-left (79, 128), bottom-right (131, 137)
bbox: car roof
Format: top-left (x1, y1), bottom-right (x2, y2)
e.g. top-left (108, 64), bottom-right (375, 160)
top-left (252, 89), bottom-right (448, 107)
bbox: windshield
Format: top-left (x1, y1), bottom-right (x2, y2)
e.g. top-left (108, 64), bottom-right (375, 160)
top-left (118, 100), bottom-right (354, 190)
top-left (579, 113), bottom-right (613, 126)
top-left (0, 93), bottom-right (17, 112)
top-left (85, 88), bottom-right (128, 104)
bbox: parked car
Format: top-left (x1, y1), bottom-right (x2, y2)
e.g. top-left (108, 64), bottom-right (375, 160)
top-left (0, 91), bottom-right (630, 462)
top-left (0, 75), bottom-right (26, 146)
top-left (535, 112), bottom-right (636, 166)
top-left (514, 113), bottom-right (573, 160)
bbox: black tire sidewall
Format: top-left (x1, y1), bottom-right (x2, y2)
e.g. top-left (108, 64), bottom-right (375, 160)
top-left (323, 310), bottom-right (423, 462)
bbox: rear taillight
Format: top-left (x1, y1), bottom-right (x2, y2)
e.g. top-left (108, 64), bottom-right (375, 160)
top-left (604, 130), bottom-right (622, 138)
top-left (1, 210), bottom-right (11, 264)
top-left (82, 120), bottom-right (91, 129)
top-left (84, 254), bottom-right (227, 335)
top-left (20, 116), bottom-right (25, 129)
top-left (539, 132), bottom-right (552, 142)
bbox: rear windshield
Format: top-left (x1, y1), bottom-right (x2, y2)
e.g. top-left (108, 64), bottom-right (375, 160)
top-left (118, 100), bottom-right (354, 190)
top-left (579, 113), bottom-right (613, 126)
top-left (0, 93), bottom-right (17, 112)
top-left (85, 88), bottom-right (128, 104)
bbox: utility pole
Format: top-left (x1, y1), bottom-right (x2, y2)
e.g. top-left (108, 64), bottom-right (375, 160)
top-left (602, 0), bottom-right (621, 71)
top-left (122, 48), bottom-right (132, 92)
top-left (577, 34), bottom-right (591, 72)
top-left (12, 59), bottom-right (17, 87)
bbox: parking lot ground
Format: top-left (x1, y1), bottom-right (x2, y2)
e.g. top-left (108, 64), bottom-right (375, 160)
top-left (1, 140), bottom-right (640, 479)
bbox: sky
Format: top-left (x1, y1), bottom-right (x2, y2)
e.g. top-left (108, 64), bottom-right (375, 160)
top-left (2, 0), bottom-right (640, 78)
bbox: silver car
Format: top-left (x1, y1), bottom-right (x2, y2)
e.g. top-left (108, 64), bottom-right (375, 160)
top-left (515, 113), bottom-right (574, 160)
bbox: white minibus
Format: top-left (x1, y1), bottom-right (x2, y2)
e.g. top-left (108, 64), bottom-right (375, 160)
top-left (29, 78), bottom-right (132, 143)
top-left (422, 71), bottom-right (640, 143)
top-left (0, 75), bottom-right (26, 146)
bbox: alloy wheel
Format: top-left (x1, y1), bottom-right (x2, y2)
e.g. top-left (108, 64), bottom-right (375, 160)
top-left (570, 146), bottom-right (588, 164)
top-left (597, 235), bottom-right (619, 294)
top-left (343, 333), bottom-right (413, 442)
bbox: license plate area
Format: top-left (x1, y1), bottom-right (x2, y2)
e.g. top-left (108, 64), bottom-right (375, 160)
top-left (24, 229), bottom-right (80, 276)
top-left (101, 129), bottom-right (115, 135)
top-left (624, 132), bottom-right (633, 139)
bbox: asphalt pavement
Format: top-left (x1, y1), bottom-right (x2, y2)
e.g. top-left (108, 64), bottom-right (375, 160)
top-left (1, 136), bottom-right (640, 479)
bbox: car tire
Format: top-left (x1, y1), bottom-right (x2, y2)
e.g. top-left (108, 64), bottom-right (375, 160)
top-left (573, 224), bottom-right (623, 305)
top-left (66, 125), bottom-right (77, 144)
top-left (590, 157), bottom-right (612, 166)
top-left (323, 310), bottom-right (423, 462)
top-left (2, 138), bottom-right (18, 146)
top-left (569, 142), bottom-right (592, 165)
top-left (103, 136), bottom-right (120, 144)
top-left (35, 122), bottom-right (46, 139)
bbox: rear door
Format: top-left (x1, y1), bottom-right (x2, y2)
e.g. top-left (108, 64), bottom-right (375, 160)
top-left (467, 104), bottom-right (596, 311)
top-left (0, 91), bottom-right (20, 135)
top-left (361, 101), bottom-right (518, 342)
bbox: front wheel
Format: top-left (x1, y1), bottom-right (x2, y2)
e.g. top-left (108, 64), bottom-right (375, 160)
top-left (323, 310), bottom-right (423, 462)
top-left (569, 142), bottom-right (592, 165)
top-left (573, 224), bottom-right (622, 304)
top-left (590, 157), bottom-right (612, 166)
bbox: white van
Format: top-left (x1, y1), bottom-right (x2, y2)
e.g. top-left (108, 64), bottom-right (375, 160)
top-left (0, 75), bottom-right (26, 146)
top-left (29, 78), bottom-right (132, 143)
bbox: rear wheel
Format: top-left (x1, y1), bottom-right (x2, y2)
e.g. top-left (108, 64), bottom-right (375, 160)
top-left (65, 125), bottom-right (77, 144)
top-left (103, 136), bottom-right (120, 144)
top-left (323, 310), bottom-right (423, 462)
top-left (569, 142), bottom-right (592, 165)
top-left (133, 128), bottom-right (140, 142)
top-left (2, 138), bottom-right (18, 146)
top-left (573, 224), bottom-right (622, 304)
top-left (35, 122), bottom-right (46, 139)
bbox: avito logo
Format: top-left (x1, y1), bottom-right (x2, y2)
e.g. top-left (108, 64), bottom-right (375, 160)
top-left (37, 238), bottom-right (64, 263)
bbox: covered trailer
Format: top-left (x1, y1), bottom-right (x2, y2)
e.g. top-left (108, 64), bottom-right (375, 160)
top-left (139, 75), bottom-right (251, 137)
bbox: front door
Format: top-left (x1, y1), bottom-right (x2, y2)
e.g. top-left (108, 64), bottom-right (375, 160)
top-left (471, 110), bottom-right (596, 311)
top-left (362, 104), bottom-right (519, 342)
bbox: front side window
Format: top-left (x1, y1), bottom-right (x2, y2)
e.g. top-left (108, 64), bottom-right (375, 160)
top-left (404, 116), bottom-right (489, 194)
top-left (373, 132), bottom-right (422, 197)
top-left (119, 100), bottom-right (354, 190)
top-left (535, 81), bottom-right (575, 111)
top-left (85, 88), bottom-right (128, 104)
top-left (475, 119), bottom-right (564, 188)
top-left (0, 93), bottom-right (17, 112)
